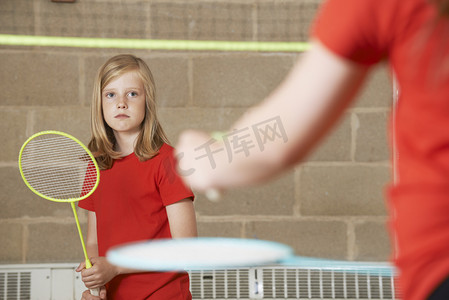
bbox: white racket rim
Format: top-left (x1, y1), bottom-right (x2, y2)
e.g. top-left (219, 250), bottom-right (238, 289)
top-left (107, 237), bottom-right (294, 271)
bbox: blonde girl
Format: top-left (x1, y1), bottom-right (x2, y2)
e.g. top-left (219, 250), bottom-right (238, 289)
top-left (77, 54), bottom-right (197, 300)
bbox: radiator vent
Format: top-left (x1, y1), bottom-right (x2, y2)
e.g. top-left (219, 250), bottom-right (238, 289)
top-left (190, 269), bottom-right (250, 299)
top-left (0, 272), bottom-right (31, 300)
top-left (188, 266), bottom-right (400, 300)
top-left (260, 268), bottom-right (398, 299)
top-left (0, 263), bottom-right (399, 300)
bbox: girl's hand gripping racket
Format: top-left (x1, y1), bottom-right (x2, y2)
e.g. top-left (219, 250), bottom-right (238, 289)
top-left (18, 130), bottom-right (100, 296)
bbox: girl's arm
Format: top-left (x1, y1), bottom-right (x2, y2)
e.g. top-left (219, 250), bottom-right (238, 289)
top-left (166, 198), bottom-right (198, 238)
top-left (176, 40), bottom-right (369, 193)
top-left (75, 211), bottom-right (98, 272)
top-left (86, 211), bottom-right (99, 257)
top-left (76, 211), bottom-right (107, 299)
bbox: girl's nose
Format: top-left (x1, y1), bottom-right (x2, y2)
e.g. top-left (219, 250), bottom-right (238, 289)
top-left (116, 96), bottom-right (128, 109)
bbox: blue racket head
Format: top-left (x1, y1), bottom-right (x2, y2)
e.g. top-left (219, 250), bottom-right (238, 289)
top-left (106, 237), bottom-right (294, 271)
top-left (107, 237), bottom-right (396, 277)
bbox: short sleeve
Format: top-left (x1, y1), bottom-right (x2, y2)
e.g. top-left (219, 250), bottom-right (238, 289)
top-left (157, 145), bottom-right (195, 206)
top-left (78, 192), bottom-right (95, 211)
top-left (312, 0), bottom-right (394, 65)
top-left (78, 160), bottom-right (97, 211)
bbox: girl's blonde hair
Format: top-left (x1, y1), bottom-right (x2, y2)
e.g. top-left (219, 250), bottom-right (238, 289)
top-left (89, 54), bottom-right (169, 170)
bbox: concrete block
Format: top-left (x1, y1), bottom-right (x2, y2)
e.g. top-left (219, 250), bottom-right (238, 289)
top-left (354, 221), bottom-right (391, 261)
top-left (0, 223), bottom-right (23, 263)
top-left (306, 113), bottom-right (352, 162)
top-left (146, 57), bottom-right (190, 107)
top-left (0, 167), bottom-right (74, 219)
top-left (150, 2), bottom-right (253, 41)
top-left (0, 109), bottom-right (28, 162)
top-left (26, 222), bottom-right (84, 263)
top-left (192, 54), bottom-right (294, 107)
top-left (0, 53), bottom-right (79, 106)
top-left (194, 172), bottom-right (295, 216)
top-left (246, 220), bottom-right (347, 259)
top-left (257, 1), bottom-right (321, 42)
top-left (0, 0), bottom-right (34, 35)
top-left (38, 1), bottom-right (149, 38)
top-left (159, 107), bottom-right (246, 143)
top-left (354, 112), bottom-right (390, 162)
top-left (197, 221), bottom-right (242, 238)
top-left (299, 165), bottom-right (390, 216)
top-left (354, 64), bottom-right (393, 108)
top-left (33, 107), bottom-right (91, 144)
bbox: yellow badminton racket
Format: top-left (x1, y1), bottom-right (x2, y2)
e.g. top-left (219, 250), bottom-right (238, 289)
top-left (18, 130), bottom-right (100, 296)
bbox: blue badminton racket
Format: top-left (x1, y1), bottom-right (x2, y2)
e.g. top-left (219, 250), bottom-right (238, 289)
top-left (106, 237), bottom-right (395, 277)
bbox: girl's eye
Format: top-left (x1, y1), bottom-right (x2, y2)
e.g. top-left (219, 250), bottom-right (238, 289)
top-left (128, 91), bottom-right (138, 97)
top-left (104, 92), bottom-right (114, 98)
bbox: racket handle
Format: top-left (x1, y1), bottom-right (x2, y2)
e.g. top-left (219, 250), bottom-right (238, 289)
top-left (90, 287), bottom-right (100, 296)
top-left (205, 188), bottom-right (222, 202)
top-left (85, 258), bottom-right (99, 296)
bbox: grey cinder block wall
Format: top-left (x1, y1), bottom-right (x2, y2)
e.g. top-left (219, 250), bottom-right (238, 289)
top-left (0, 0), bottom-right (392, 264)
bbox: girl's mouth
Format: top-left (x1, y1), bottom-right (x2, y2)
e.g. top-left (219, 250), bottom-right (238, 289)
top-left (115, 114), bottom-right (129, 119)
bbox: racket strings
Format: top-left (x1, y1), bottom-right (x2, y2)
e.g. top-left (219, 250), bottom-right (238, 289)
top-left (20, 134), bottom-right (98, 201)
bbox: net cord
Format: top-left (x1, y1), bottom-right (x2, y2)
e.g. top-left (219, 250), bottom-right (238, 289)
top-left (0, 34), bottom-right (310, 52)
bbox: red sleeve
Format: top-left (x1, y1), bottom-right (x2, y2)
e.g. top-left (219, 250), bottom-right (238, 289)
top-left (78, 160), bottom-right (97, 211)
top-left (312, 0), bottom-right (396, 65)
top-left (78, 193), bottom-right (95, 211)
top-left (157, 145), bottom-right (195, 206)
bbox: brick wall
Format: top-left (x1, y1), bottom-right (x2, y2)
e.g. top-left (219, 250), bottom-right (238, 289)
top-left (0, 0), bottom-right (392, 264)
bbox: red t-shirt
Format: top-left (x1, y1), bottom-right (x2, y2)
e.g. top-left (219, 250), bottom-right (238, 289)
top-left (79, 143), bottom-right (194, 299)
top-left (314, 0), bottom-right (449, 299)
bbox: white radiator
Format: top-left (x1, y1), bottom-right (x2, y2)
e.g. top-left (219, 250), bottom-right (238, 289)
top-left (189, 267), bottom-right (400, 300)
top-left (0, 263), bottom-right (399, 300)
top-left (0, 263), bottom-right (85, 300)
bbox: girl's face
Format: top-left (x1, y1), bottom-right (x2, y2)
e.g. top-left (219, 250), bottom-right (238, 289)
top-left (102, 70), bottom-right (146, 137)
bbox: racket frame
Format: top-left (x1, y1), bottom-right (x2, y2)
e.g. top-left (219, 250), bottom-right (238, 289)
top-left (18, 130), bottom-right (100, 295)
top-left (18, 130), bottom-right (100, 203)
